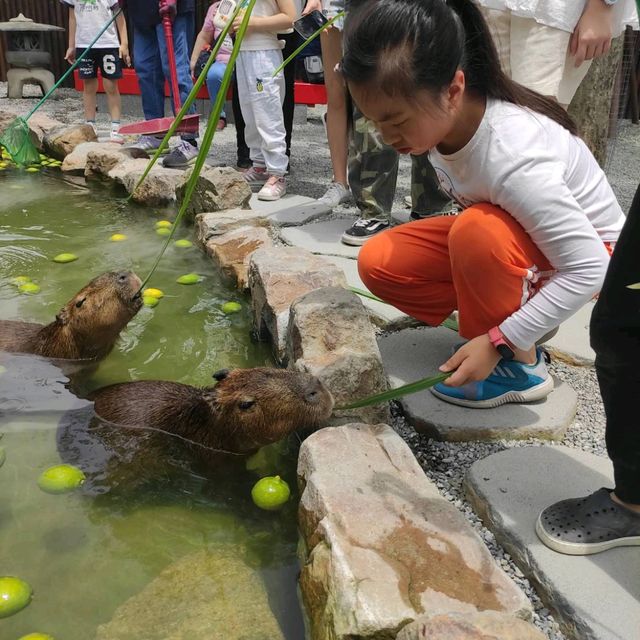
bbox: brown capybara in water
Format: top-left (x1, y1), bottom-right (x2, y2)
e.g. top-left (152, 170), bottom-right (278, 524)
top-left (56, 367), bottom-right (334, 494)
top-left (0, 271), bottom-right (143, 361)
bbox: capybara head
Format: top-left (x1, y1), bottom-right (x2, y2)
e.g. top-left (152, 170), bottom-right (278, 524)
top-left (51, 271), bottom-right (142, 359)
top-left (204, 367), bottom-right (334, 452)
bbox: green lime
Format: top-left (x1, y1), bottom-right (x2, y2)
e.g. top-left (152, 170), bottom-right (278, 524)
top-left (25, 167), bottom-right (39, 173)
top-left (110, 233), bottom-right (127, 241)
top-left (37, 464), bottom-right (85, 494)
top-left (0, 576), bottom-right (32, 618)
top-left (11, 276), bottom-right (31, 286)
top-left (142, 295), bottom-right (159, 308)
top-left (176, 273), bottom-right (201, 285)
top-left (156, 227), bottom-right (171, 237)
top-left (53, 253), bottom-right (78, 264)
top-left (143, 288), bottom-right (164, 299)
top-left (221, 301), bottom-right (242, 315)
top-left (251, 475), bottom-right (290, 511)
top-left (174, 239), bottom-right (192, 248)
top-left (18, 634), bottom-right (55, 640)
top-left (18, 283), bottom-right (40, 295)
top-left (155, 220), bottom-right (173, 229)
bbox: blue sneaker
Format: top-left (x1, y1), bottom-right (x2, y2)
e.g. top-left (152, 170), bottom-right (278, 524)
top-left (431, 348), bottom-right (554, 409)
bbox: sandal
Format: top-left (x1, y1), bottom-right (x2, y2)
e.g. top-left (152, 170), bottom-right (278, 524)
top-left (536, 487), bottom-right (640, 555)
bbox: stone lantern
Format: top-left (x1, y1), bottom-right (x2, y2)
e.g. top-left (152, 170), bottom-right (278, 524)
top-left (0, 13), bottom-right (64, 99)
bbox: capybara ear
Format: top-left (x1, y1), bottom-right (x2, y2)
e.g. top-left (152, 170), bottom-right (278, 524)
top-left (212, 368), bottom-right (230, 381)
top-left (56, 307), bottom-right (70, 325)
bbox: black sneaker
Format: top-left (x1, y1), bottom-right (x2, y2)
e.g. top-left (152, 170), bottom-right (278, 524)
top-left (236, 156), bottom-right (252, 170)
top-left (410, 205), bottom-right (461, 221)
top-left (162, 140), bottom-right (198, 169)
top-left (341, 218), bottom-right (390, 246)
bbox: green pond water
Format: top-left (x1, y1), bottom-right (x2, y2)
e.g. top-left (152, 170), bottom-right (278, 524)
top-left (0, 169), bottom-right (306, 639)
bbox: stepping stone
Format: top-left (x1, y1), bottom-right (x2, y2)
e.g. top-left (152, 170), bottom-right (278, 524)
top-left (465, 446), bottom-right (640, 640)
top-left (378, 327), bottom-right (577, 441)
top-left (279, 217), bottom-right (360, 259)
top-left (542, 301), bottom-right (596, 365)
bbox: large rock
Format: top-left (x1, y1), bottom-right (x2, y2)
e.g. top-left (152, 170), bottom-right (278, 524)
top-left (108, 158), bottom-right (184, 205)
top-left (27, 112), bottom-right (65, 150)
top-left (287, 287), bottom-right (390, 425)
top-left (62, 141), bottom-right (123, 175)
top-left (44, 123), bottom-right (97, 159)
top-left (196, 208), bottom-right (270, 241)
top-left (176, 165), bottom-right (252, 218)
top-left (204, 225), bottom-right (273, 289)
top-left (248, 247), bottom-right (347, 363)
top-left (297, 424), bottom-right (532, 640)
top-left (396, 611), bottom-right (546, 640)
top-left (95, 548), bottom-right (285, 640)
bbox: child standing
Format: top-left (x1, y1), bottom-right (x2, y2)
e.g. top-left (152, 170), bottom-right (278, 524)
top-left (232, 0), bottom-right (298, 201)
top-left (64, 0), bottom-right (130, 142)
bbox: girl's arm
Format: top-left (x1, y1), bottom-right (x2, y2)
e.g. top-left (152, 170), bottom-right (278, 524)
top-left (115, 11), bottom-right (131, 66)
top-left (190, 30), bottom-right (214, 74)
top-left (65, 7), bottom-right (76, 63)
top-left (233, 0), bottom-right (297, 34)
top-left (570, 0), bottom-right (614, 66)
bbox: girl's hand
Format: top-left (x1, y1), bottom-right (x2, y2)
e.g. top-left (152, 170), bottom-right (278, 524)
top-left (231, 14), bottom-right (251, 34)
top-left (190, 58), bottom-right (196, 75)
top-left (302, 0), bottom-right (322, 16)
top-left (570, 0), bottom-right (613, 67)
top-left (439, 334), bottom-right (501, 387)
top-left (65, 47), bottom-right (76, 64)
top-left (119, 44), bottom-right (131, 67)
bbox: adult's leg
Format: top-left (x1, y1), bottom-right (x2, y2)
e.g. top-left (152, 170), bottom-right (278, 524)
top-left (232, 77), bottom-right (250, 165)
top-left (206, 61), bottom-right (227, 119)
top-left (280, 30), bottom-right (297, 158)
top-left (133, 25), bottom-right (166, 120)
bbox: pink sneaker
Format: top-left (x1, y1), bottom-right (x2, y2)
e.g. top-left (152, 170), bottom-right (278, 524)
top-left (258, 175), bottom-right (286, 201)
top-left (242, 165), bottom-right (268, 186)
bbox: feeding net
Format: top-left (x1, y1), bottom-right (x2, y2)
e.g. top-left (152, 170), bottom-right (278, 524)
top-left (0, 117), bottom-right (41, 166)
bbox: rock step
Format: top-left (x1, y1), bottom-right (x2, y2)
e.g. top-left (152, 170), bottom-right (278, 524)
top-left (464, 445), bottom-right (640, 640)
top-left (379, 326), bottom-right (577, 441)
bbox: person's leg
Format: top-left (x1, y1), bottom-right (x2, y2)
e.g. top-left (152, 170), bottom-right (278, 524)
top-left (479, 7), bottom-right (512, 77)
top-left (232, 76), bottom-right (250, 167)
top-left (98, 47), bottom-right (123, 142)
top-left (132, 25), bottom-right (165, 121)
top-left (410, 153), bottom-right (456, 218)
top-left (82, 78), bottom-right (99, 124)
top-left (280, 30), bottom-right (296, 159)
top-left (206, 61), bottom-right (227, 120)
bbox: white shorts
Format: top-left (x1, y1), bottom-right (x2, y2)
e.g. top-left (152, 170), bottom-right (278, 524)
top-left (481, 8), bottom-right (593, 106)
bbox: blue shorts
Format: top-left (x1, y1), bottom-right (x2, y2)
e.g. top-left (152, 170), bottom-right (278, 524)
top-left (76, 47), bottom-right (122, 80)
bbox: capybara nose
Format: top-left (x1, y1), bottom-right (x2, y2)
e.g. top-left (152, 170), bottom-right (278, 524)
top-left (304, 377), bottom-right (325, 404)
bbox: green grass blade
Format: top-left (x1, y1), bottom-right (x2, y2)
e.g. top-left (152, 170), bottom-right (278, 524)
top-left (348, 285), bottom-right (384, 303)
top-left (336, 372), bottom-right (452, 410)
top-left (139, 0), bottom-right (257, 290)
top-left (272, 11), bottom-right (345, 77)
top-left (626, 282), bottom-right (640, 290)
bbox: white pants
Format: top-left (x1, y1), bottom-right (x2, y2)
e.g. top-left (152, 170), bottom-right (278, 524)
top-left (236, 49), bottom-right (288, 176)
top-left (481, 8), bottom-right (593, 106)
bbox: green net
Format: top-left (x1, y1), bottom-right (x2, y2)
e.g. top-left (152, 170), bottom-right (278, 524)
top-left (0, 117), bottom-right (41, 166)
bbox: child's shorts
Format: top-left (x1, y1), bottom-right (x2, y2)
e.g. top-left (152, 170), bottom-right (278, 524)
top-left (77, 47), bottom-right (122, 80)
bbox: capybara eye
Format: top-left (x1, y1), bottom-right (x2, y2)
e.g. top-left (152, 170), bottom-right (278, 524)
top-left (212, 369), bottom-right (230, 381)
top-left (238, 399), bottom-right (255, 411)
top-left (117, 273), bottom-right (128, 283)
top-left (75, 298), bottom-right (86, 308)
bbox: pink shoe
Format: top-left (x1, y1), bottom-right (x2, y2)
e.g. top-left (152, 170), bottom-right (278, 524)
top-left (242, 165), bottom-right (268, 186)
top-left (257, 175), bottom-right (286, 201)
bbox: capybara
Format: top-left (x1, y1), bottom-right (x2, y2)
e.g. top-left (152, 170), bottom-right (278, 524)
top-left (0, 271), bottom-right (143, 361)
top-left (56, 367), bottom-right (334, 494)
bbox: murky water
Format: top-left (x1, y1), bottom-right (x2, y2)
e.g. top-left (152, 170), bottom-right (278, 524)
top-left (0, 169), bottom-right (305, 639)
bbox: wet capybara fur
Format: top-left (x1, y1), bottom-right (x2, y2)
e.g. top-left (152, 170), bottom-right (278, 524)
top-left (56, 367), bottom-right (334, 494)
top-left (0, 271), bottom-right (143, 361)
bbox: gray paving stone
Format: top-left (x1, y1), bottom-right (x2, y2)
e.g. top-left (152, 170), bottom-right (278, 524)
top-left (465, 446), bottom-right (640, 640)
top-left (378, 327), bottom-right (577, 441)
top-left (542, 301), bottom-right (596, 365)
top-left (279, 217), bottom-right (360, 258)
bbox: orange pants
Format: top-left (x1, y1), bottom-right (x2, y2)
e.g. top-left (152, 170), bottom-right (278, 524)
top-left (358, 203), bottom-right (554, 340)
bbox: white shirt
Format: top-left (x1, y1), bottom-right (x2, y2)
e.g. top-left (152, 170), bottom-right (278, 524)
top-left (430, 99), bottom-right (625, 349)
top-left (241, 0), bottom-right (299, 51)
top-left (476, 0), bottom-right (638, 34)
top-left (63, 0), bottom-right (120, 49)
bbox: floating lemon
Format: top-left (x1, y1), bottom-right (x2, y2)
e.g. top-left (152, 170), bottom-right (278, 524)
top-left (176, 273), bottom-right (201, 285)
top-left (53, 253), bottom-right (78, 263)
top-left (18, 634), bottom-right (56, 640)
top-left (155, 220), bottom-right (173, 229)
top-left (19, 283), bottom-right (40, 294)
top-left (142, 295), bottom-right (159, 308)
top-left (25, 167), bottom-right (39, 173)
top-left (221, 301), bottom-right (242, 314)
top-left (251, 475), bottom-right (290, 511)
top-left (143, 288), bottom-right (164, 299)
top-left (11, 275), bottom-right (31, 286)
top-left (174, 239), bottom-right (192, 248)
top-left (110, 233), bottom-right (127, 241)
top-left (0, 162), bottom-right (6, 168)
top-left (0, 576), bottom-right (32, 618)
top-left (37, 464), bottom-right (85, 494)
top-left (156, 227), bottom-right (171, 237)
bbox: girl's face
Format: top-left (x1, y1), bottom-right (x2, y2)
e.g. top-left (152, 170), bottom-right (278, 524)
top-left (347, 70), bottom-right (466, 156)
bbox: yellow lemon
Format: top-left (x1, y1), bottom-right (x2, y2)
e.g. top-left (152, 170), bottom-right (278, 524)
top-left (176, 273), bottom-right (201, 285)
top-left (221, 301), bottom-right (242, 314)
top-left (251, 475), bottom-right (290, 511)
top-left (0, 576), bottom-right (32, 618)
top-left (142, 295), bottom-right (159, 308)
top-left (143, 288), bottom-right (164, 299)
top-left (53, 253), bottom-right (78, 263)
top-left (19, 283), bottom-right (40, 294)
top-left (155, 220), bottom-right (173, 229)
top-left (19, 634), bottom-right (56, 640)
top-left (174, 239), bottom-right (192, 248)
top-left (156, 227), bottom-right (171, 237)
top-left (25, 167), bottom-right (39, 173)
top-left (37, 464), bottom-right (85, 494)
top-left (11, 275), bottom-right (31, 286)
top-left (110, 233), bottom-right (127, 241)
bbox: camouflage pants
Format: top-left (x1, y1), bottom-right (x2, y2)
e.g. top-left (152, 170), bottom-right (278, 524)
top-left (348, 105), bottom-right (454, 220)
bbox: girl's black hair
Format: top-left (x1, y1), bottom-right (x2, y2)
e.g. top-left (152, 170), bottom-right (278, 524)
top-left (341, 0), bottom-right (578, 135)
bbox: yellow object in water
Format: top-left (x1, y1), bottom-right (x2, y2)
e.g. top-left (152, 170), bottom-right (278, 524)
top-left (251, 475), bottom-right (291, 511)
top-left (53, 253), bottom-right (78, 263)
top-left (25, 167), bottom-right (39, 173)
top-left (174, 239), bottom-right (192, 248)
top-left (18, 634), bottom-right (56, 640)
top-left (18, 283), bottom-right (40, 294)
top-left (0, 576), bottom-right (33, 619)
top-left (110, 233), bottom-right (128, 241)
top-left (156, 227), bottom-right (171, 237)
top-left (221, 301), bottom-right (242, 314)
top-left (155, 220), bottom-right (173, 229)
top-left (176, 273), bottom-right (201, 285)
top-left (143, 295), bottom-right (159, 308)
top-left (11, 275), bottom-right (31, 286)
top-left (37, 464), bottom-right (86, 494)
top-left (143, 287), bottom-right (164, 299)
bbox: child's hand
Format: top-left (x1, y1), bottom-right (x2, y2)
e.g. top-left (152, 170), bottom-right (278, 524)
top-left (119, 44), bottom-right (131, 67)
top-left (438, 333), bottom-right (501, 387)
top-left (65, 47), bottom-right (76, 64)
top-left (232, 14), bottom-right (251, 34)
top-left (570, 0), bottom-right (613, 67)
top-left (302, 0), bottom-right (322, 16)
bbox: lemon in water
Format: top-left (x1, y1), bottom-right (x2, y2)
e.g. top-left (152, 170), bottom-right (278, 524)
top-left (19, 283), bottom-right (41, 295)
top-left (143, 288), bottom-right (164, 299)
top-left (221, 301), bottom-right (242, 314)
top-left (19, 634), bottom-right (56, 640)
top-left (110, 233), bottom-right (127, 241)
top-left (0, 576), bottom-right (32, 618)
top-left (53, 253), bottom-right (78, 264)
top-left (37, 464), bottom-right (85, 494)
top-left (155, 220), bottom-right (173, 229)
top-left (176, 273), bottom-right (201, 285)
top-left (251, 476), bottom-right (291, 511)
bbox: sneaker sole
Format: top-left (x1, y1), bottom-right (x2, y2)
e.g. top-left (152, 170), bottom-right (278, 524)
top-left (430, 375), bottom-right (554, 409)
top-left (340, 232), bottom-right (370, 246)
top-left (257, 190), bottom-right (286, 201)
top-left (163, 156), bottom-right (197, 169)
top-left (535, 515), bottom-right (640, 555)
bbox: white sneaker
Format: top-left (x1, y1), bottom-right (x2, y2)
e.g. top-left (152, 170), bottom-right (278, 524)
top-left (258, 175), bottom-right (286, 201)
top-left (318, 181), bottom-right (352, 207)
top-left (110, 128), bottom-right (124, 144)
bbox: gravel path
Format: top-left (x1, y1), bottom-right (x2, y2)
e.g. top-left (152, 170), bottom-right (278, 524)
top-left (3, 83), bottom-right (639, 639)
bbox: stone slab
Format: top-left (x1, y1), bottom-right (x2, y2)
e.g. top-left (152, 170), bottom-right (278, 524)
top-left (378, 327), bottom-right (577, 441)
top-left (279, 217), bottom-right (360, 258)
top-left (464, 446), bottom-right (640, 640)
top-left (542, 300), bottom-right (596, 365)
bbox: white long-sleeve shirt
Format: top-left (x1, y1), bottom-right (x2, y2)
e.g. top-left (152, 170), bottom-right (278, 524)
top-left (430, 99), bottom-right (625, 350)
